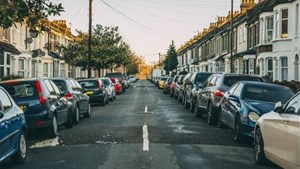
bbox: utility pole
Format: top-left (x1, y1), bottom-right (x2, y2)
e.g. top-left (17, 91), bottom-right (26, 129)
top-left (230, 0), bottom-right (234, 73)
top-left (88, 0), bottom-right (93, 78)
top-left (158, 52), bottom-right (161, 69)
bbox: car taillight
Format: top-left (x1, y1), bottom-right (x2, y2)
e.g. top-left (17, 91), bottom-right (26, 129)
top-left (35, 80), bottom-right (46, 104)
top-left (97, 80), bottom-right (103, 92)
top-left (64, 93), bottom-right (73, 100)
top-left (214, 90), bottom-right (224, 97)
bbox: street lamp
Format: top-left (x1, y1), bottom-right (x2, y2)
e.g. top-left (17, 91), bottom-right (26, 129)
top-left (230, 0), bottom-right (234, 73)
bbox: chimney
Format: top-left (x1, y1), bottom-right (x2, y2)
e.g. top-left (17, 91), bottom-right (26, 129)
top-left (240, 0), bottom-right (256, 13)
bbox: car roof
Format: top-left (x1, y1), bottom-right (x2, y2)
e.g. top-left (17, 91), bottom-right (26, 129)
top-left (242, 81), bottom-right (292, 88)
top-left (0, 77), bottom-right (47, 83)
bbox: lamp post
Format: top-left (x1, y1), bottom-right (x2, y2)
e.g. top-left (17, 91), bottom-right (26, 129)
top-left (230, 0), bottom-right (234, 73)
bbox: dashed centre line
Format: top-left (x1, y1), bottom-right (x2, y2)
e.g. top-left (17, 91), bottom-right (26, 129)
top-left (142, 124), bottom-right (149, 151)
top-left (144, 105), bottom-right (148, 113)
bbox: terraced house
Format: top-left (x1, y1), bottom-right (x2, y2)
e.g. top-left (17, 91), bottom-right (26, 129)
top-left (178, 0), bottom-right (300, 82)
top-left (0, 20), bottom-right (90, 80)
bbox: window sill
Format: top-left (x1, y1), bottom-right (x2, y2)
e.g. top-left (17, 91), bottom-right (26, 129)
top-left (271, 38), bottom-right (292, 42)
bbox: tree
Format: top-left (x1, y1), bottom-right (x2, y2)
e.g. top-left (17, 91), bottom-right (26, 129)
top-left (163, 40), bottom-right (178, 75)
top-left (0, 0), bottom-right (64, 32)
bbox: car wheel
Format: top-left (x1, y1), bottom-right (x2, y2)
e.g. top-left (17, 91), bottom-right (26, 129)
top-left (189, 99), bottom-right (194, 112)
top-left (84, 103), bottom-right (91, 118)
top-left (65, 109), bottom-right (73, 129)
top-left (73, 106), bottom-right (80, 124)
top-left (48, 115), bottom-right (58, 138)
top-left (177, 94), bottom-right (181, 103)
top-left (11, 131), bottom-right (27, 164)
top-left (254, 128), bottom-right (268, 165)
top-left (184, 97), bottom-right (189, 109)
top-left (207, 103), bottom-right (216, 125)
top-left (100, 97), bottom-right (106, 106)
top-left (217, 110), bottom-right (224, 128)
top-left (234, 115), bottom-right (243, 142)
top-left (114, 93), bottom-right (116, 100)
top-left (194, 102), bottom-right (202, 118)
top-left (106, 96), bottom-right (109, 104)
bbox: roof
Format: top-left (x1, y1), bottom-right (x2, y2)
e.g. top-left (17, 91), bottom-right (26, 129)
top-left (0, 40), bottom-right (21, 55)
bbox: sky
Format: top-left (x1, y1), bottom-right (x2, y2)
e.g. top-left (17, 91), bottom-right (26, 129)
top-left (50, 0), bottom-right (241, 64)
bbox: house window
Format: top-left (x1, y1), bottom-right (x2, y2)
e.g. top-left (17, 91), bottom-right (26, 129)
top-left (3, 29), bottom-right (9, 40)
top-left (60, 63), bottom-right (66, 77)
top-left (239, 28), bottom-right (242, 44)
top-left (281, 9), bottom-right (288, 38)
top-left (267, 58), bottom-right (273, 81)
top-left (260, 18), bottom-right (264, 43)
top-left (6, 54), bottom-right (11, 76)
top-left (266, 16), bottom-right (273, 42)
top-left (243, 27), bottom-right (247, 42)
top-left (31, 60), bottom-right (37, 78)
top-left (296, 4), bottom-right (299, 36)
top-left (249, 59), bottom-right (254, 75)
top-left (275, 12), bottom-right (279, 39)
top-left (18, 59), bottom-right (25, 77)
top-left (0, 52), bottom-right (4, 79)
top-left (43, 63), bottom-right (49, 77)
top-left (281, 57), bottom-right (288, 81)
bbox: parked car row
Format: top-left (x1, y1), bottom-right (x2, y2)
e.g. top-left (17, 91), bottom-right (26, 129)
top-left (157, 72), bottom-right (299, 169)
top-left (0, 73), bottom-right (130, 165)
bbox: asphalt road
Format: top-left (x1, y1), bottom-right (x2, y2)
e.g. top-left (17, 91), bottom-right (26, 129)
top-left (1, 80), bottom-right (279, 169)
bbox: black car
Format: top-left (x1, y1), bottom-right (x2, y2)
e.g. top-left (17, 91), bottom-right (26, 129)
top-left (183, 72), bottom-right (213, 111)
top-left (178, 72), bottom-right (193, 104)
top-left (52, 78), bottom-right (91, 124)
top-left (174, 75), bottom-right (185, 100)
top-left (195, 73), bottom-right (263, 125)
top-left (0, 78), bottom-right (73, 138)
top-left (77, 79), bottom-right (108, 106)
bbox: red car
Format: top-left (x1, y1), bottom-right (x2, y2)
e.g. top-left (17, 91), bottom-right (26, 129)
top-left (110, 77), bottom-right (123, 94)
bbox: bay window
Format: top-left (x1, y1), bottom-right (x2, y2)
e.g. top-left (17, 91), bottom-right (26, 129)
top-left (281, 57), bottom-right (288, 81)
top-left (18, 58), bottom-right (25, 77)
top-left (281, 9), bottom-right (288, 38)
top-left (266, 17), bottom-right (273, 42)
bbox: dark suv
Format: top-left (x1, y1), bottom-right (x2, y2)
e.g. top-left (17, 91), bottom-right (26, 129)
top-left (105, 73), bottom-right (127, 92)
top-left (52, 78), bottom-right (91, 124)
top-left (77, 79), bottom-right (108, 106)
top-left (178, 72), bottom-right (193, 103)
top-left (183, 72), bottom-right (213, 111)
top-left (194, 73), bottom-right (263, 125)
top-left (174, 75), bottom-right (185, 100)
top-left (0, 78), bottom-right (73, 138)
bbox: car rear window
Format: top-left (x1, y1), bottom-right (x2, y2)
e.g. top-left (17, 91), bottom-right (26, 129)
top-left (244, 85), bottom-right (294, 103)
top-left (78, 80), bottom-right (99, 89)
top-left (224, 76), bottom-right (262, 87)
top-left (160, 77), bottom-right (168, 81)
top-left (167, 77), bottom-right (174, 83)
top-left (52, 80), bottom-right (67, 92)
top-left (101, 79), bottom-right (110, 86)
top-left (105, 73), bottom-right (123, 79)
top-left (196, 74), bottom-right (212, 84)
top-left (1, 82), bottom-right (37, 99)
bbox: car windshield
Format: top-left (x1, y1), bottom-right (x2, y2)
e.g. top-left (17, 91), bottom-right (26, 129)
top-left (101, 79), bottom-right (110, 86)
top-left (224, 76), bottom-right (262, 87)
top-left (78, 80), bottom-right (99, 89)
top-left (244, 85), bottom-right (294, 103)
top-left (0, 82), bottom-right (37, 99)
top-left (52, 80), bottom-right (67, 92)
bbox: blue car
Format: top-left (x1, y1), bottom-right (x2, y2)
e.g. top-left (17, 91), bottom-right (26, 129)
top-left (219, 81), bottom-right (295, 141)
top-left (0, 78), bottom-right (73, 138)
top-left (0, 86), bottom-right (27, 164)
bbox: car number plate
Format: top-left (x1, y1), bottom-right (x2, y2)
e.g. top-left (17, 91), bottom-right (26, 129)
top-left (85, 91), bottom-right (94, 95)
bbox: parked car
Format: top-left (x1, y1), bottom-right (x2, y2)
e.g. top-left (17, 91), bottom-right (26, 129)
top-left (178, 72), bottom-right (194, 104)
top-left (174, 75), bottom-right (185, 100)
top-left (100, 77), bottom-right (116, 101)
top-left (0, 78), bottom-right (73, 138)
top-left (51, 78), bottom-right (91, 124)
top-left (110, 77), bottom-right (122, 95)
top-left (77, 79), bottom-right (108, 106)
top-left (183, 72), bottom-right (213, 111)
top-left (169, 75), bottom-right (179, 97)
top-left (163, 77), bottom-right (174, 94)
top-left (0, 86), bottom-right (27, 164)
top-left (194, 73), bottom-right (263, 125)
top-left (219, 81), bottom-right (295, 141)
top-left (254, 92), bottom-right (300, 169)
top-left (158, 76), bottom-right (168, 89)
top-left (105, 73), bottom-right (127, 92)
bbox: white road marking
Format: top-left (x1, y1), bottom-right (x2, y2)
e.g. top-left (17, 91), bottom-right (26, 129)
top-left (29, 137), bottom-right (59, 148)
top-left (142, 125), bottom-right (149, 151)
top-left (145, 105), bottom-right (148, 113)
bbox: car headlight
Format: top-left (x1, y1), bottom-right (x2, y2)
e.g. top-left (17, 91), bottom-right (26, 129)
top-left (248, 112), bottom-right (260, 122)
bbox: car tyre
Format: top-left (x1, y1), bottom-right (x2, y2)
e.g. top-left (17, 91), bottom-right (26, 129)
top-left (254, 128), bottom-right (268, 165)
top-left (48, 115), bottom-right (58, 138)
top-left (234, 115), bottom-right (243, 142)
top-left (184, 97), bottom-right (189, 109)
top-left (11, 131), bottom-right (27, 164)
top-left (194, 102), bottom-right (202, 118)
top-left (84, 103), bottom-right (91, 118)
top-left (217, 110), bottom-right (224, 128)
top-left (100, 98), bottom-right (106, 106)
top-left (65, 110), bottom-right (73, 129)
top-left (73, 106), bottom-right (80, 124)
top-left (207, 102), bottom-right (216, 125)
top-left (189, 99), bottom-right (194, 112)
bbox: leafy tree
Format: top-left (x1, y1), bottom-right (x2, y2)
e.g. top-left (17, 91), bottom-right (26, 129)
top-left (0, 0), bottom-right (64, 32)
top-left (163, 40), bottom-right (178, 74)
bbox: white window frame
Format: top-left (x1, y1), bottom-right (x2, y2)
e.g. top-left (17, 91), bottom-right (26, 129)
top-left (31, 60), bottom-right (37, 78)
top-left (296, 4), bottom-right (299, 36)
top-left (275, 11), bottom-right (279, 39)
top-left (18, 58), bottom-right (25, 77)
top-left (281, 57), bottom-right (288, 81)
top-left (43, 63), bottom-right (49, 77)
top-left (243, 27), bottom-right (247, 42)
top-left (281, 8), bottom-right (288, 38)
top-left (266, 16), bottom-right (273, 42)
top-left (60, 63), bottom-right (66, 77)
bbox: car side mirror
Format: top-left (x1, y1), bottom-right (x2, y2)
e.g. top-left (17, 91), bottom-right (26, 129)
top-left (274, 101), bottom-right (283, 113)
top-left (228, 95), bottom-right (239, 102)
top-left (0, 111), bottom-right (4, 119)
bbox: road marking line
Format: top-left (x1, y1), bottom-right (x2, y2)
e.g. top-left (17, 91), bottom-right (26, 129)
top-left (142, 125), bottom-right (149, 151)
top-left (145, 105), bottom-right (148, 113)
